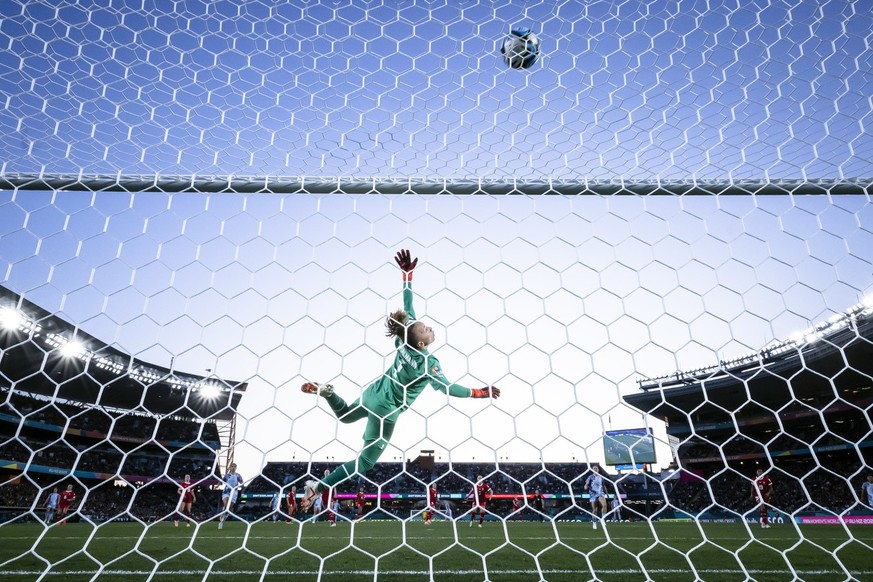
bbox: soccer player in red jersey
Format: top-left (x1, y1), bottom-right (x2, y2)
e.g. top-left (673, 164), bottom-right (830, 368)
top-left (425, 484), bottom-right (438, 525)
top-left (751, 468), bottom-right (773, 529)
top-left (511, 495), bottom-right (522, 520)
top-left (288, 485), bottom-right (299, 521)
top-left (356, 488), bottom-right (366, 520)
top-left (58, 484), bottom-right (76, 525)
top-left (175, 474), bottom-right (196, 527)
top-left (468, 475), bottom-right (492, 527)
top-left (322, 469), bottom-right (336, 527)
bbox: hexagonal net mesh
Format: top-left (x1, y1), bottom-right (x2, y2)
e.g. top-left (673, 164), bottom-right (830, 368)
top-left (1, 185), bottom-right (873, 580)
top-left (1, 0), bottom-right (873, 580)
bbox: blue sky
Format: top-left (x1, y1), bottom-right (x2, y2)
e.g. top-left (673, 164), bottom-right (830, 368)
top-left (2, 190), bottom-right (871, 480)
top-left (1, 0), bottom-right (872, 480)
top-left (1, 0), bottom-right (871, 179)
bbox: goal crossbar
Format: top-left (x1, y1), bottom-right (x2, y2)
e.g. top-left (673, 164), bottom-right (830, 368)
top-left (1, 174), bottom-right (871, 196)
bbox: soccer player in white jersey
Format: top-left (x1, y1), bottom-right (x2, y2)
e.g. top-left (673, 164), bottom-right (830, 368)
top-left (218, 463), bottom-right (243, 529)
top-left (609, 495), bottom-right (622, 522)
top-left (270, 490), bottom-right (281, 522)
top-left (44, 487), bottom-right (60, 524)
top-left (861, 474), bottom-right (873, 508)
top-left (584, 465), bottom-right (608, 530)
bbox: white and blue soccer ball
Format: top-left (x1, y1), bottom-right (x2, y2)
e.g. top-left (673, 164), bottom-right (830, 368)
top-left (500, 28), bottom-right (540, 69)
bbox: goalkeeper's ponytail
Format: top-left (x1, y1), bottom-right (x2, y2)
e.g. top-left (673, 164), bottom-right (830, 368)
top-left (385, 310), bottom-right (410, 342)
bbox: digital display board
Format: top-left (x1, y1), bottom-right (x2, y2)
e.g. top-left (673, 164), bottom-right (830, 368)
top-left (603, 427), bottom-right (656, 465)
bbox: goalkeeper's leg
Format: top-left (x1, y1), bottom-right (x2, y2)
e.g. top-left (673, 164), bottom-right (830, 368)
top-left (303, 383), bottom-right (369, 424)
top-left (317, 414), bottom-right (396, 492)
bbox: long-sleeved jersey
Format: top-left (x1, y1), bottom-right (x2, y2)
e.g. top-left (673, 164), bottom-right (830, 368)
top-left (364, 282), bottom-right (473, 422)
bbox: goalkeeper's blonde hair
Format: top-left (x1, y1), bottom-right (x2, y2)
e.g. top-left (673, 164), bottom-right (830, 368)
top-left (385, 310), bottom-right (413, 346)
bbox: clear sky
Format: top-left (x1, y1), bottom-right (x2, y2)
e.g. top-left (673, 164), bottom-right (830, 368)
top-left (0, 0), bottom-right (872, 482)
top-left (1, 0), bottom-right (870, 179)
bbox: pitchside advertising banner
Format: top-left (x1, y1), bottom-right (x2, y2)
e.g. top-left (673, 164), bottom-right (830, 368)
top-left (603, 428), bottom-right (657, 466)
top-left (663, 511), bottom-right (873, 525)
top-left (796, 515), bottom-right (873, 525)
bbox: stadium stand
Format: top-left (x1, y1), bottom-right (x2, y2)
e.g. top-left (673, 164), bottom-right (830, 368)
top-left (626, 301), bottom-right (873, 520)
top-left (0, 285), bottom-right (247, 524)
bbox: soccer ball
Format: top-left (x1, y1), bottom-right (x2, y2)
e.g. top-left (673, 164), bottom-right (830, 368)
top-left (500, 28), bottom-right (540, 69)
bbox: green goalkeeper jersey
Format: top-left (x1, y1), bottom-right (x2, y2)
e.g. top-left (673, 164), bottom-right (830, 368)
top-left (364, 282), bottom-right (472, 421)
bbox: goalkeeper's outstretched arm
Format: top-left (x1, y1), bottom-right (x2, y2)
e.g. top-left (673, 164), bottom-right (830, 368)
top-left (429, 369), bottom-right (500, 399)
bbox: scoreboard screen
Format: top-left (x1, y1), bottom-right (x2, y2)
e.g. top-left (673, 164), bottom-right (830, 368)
top-left (603, 428), bottom-right (656, 465)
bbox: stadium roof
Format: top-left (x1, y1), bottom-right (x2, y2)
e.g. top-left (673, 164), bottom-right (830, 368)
top-left (0, 286), bottom-right (247, 420)
top-left (624, 305), bottom-right (873, 423)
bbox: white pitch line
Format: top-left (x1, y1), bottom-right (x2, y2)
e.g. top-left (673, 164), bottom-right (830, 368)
top-left (1, 534), bottom-right (868, 543)
top-left (2, 568), bottom-right (872, 577)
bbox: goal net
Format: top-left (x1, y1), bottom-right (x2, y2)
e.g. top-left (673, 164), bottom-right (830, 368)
top-left (1, 0), bottom-right (872, 580)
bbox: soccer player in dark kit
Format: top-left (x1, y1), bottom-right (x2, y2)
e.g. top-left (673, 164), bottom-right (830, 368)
top-left (300, 249), bottom-right (501, 510)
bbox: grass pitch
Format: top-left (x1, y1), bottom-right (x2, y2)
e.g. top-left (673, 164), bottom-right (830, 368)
top-left (1, 518), bottom-right (871, 581)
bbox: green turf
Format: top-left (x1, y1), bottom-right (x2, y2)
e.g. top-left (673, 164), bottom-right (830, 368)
top-left (1, 519), bottom-right (871, 581)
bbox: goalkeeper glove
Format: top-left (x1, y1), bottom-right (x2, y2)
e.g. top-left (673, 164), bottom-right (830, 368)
top-left (394, 248), bottom-right (418, 282)
top-left (471, 386), bottom-right (500, 399)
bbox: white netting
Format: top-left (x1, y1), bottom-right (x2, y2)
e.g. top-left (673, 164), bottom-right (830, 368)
top-left (1, 0), bottom-right (873, 580)
top-left (0, 0), bottom-right (870, 179)
top-left (1, 187), bottom-right (872, 580)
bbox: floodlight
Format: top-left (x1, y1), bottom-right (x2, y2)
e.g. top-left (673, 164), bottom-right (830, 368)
top-left (0, 307), bottom-right (25, 330)
top-left (199, 384), bottom-right (222, 399)
top-left (59, 340), bottom-right (86, 359)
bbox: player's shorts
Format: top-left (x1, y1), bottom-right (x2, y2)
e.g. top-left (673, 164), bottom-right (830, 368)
top-left (58, 502), bottom-right (70, 510)
top-left (590, 493), bottom-right (605, 504)
top-left (473, 503), bottom-right (487, 511)
top-left (182, 494), bottom-right (194, 504)
top-left (760, 495), bottom-right (771, 504)
top-left (222, 491), bottom-right (237, 504)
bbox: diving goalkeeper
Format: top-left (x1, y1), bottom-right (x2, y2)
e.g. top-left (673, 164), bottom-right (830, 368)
top-left (300, 249), bottom-right (500, 510)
